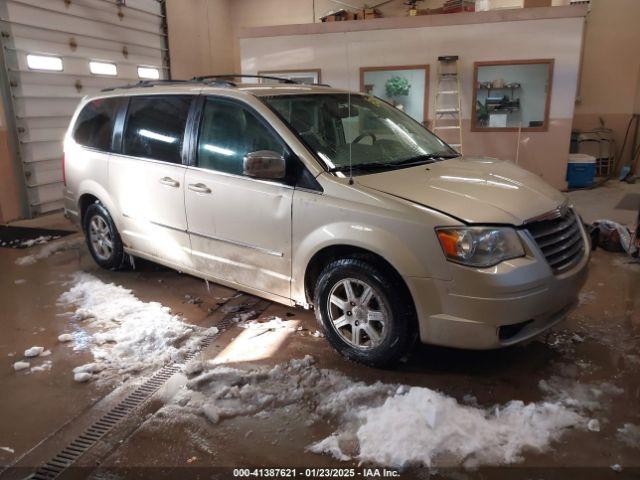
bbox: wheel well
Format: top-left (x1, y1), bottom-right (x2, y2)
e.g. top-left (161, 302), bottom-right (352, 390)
top-left (78, 194), bottom-right (99, 230)
top-left (304, 245), bottom-right (415, 311)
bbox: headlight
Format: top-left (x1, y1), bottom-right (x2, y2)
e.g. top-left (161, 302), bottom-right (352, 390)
top-left (435, 227), bottom-right (525, 267)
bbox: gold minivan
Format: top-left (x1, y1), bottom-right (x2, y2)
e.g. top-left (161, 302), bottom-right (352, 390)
top-left (63, 77), bottom-right (589, 367)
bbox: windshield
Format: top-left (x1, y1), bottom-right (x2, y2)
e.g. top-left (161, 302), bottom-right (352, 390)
top-left (262, 93), bottom-right (458, 174)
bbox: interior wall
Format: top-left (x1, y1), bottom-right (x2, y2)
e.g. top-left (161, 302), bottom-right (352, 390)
top-left (226, 0), bottom-right (444, 72)
top-left (166, 0), bottom-right (234, 79)
top-left (572, 0), bottom-right (640, 168)
top-left (166, 0), bottom-right (582, 77)
top-left (240, 15), bottom-right (585, 190)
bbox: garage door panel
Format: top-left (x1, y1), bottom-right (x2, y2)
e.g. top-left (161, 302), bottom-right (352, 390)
top-left (17, 116), bottom-right (72, 131)
top-left (13, 97), bottom-right (79, 118)
top-left (27, 181), bottom-right (64, 207)
top-left (19, 127), bottom-right (67, 144)
top-left (27, 167), bottom-right (63, 189)
top-left (0, 0), bottom-right (167, 217)
top-left (21, 140), bottom-right (63, 162)
top-left (10, 0), bottom-right (164, 35)
top-left (5, 2), bottom-right (165, 49)
top-left (7, 23), bottom-right (165, 58)
top-left (125, 0), bottom-right (163, 16)
top-left (15, 83), bottom-right (94, 100)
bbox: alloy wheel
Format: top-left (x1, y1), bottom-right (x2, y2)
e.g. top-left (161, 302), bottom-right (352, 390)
top-left (326, 277), bottom-right (389, 350)
top-left (88, 215), bottom-right (113, 261)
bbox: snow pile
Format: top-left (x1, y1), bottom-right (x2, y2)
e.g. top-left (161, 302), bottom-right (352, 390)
top-left (351, 387), bottom-right (583, 468)
top-left (162, 356), bottom-right (589, 469)
top-left (59, 273), bottom-right (216, 382)
top-left (238, 316), bottom-right (297, 333)
top-left (15, 236), bottom-right (83, 266)
top-left (161, 356), bottom-right (392, 427)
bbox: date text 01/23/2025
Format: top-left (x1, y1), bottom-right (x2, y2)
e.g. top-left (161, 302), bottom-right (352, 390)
top-left (232, 468), bottom-right (402, 478)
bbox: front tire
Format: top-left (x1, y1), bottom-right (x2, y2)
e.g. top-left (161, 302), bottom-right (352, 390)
top-left (83, 202), bottom-right (128, 270)
top-left (314, 257), bottom-right (416, 367)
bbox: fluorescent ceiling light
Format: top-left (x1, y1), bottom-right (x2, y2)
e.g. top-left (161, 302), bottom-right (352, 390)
top-left (27, 54), bottom-right (63, 71)
top-left (90, 61), bottom-right (117, 76)
top-left (204, 144), bottom-right (234, 156)
top-left (139, 129), bottom-right (176, 144)
top-left (138, 66), bottom-right (160, 80)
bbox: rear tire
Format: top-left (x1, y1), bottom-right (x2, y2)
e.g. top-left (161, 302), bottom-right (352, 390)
top-left (314, 257), bottom-right (416, 368)
top-left (83, 202), bottom-right (128, 270)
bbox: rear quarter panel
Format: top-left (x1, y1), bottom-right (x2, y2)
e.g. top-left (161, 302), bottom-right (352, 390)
top-left (63, 135), bottom-right (116, 230)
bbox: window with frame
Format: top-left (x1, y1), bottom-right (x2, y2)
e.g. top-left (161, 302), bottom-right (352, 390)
top-left (123, 95), bottom-right (192, 164)
top-left (472, 59), bottom-right (554, 131)
top-left (73, 97), bottom-right (123, 152)
top-left (197, 97), bottom-right (286, 176)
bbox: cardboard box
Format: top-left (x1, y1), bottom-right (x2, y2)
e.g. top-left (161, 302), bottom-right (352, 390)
top-left (361, 8), bottom-right (381, 19)
top-left (524, 0), bottom-right (552, 6)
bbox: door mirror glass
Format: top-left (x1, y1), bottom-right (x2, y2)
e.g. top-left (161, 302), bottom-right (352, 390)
top-left (243, 151), bottom-right (286, 179)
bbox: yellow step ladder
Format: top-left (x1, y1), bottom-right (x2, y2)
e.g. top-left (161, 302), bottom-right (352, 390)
top-left (432, 55), bottom-right (463, 154)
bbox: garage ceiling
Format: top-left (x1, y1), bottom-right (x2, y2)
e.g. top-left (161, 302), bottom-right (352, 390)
top-left (0, 0), bottom-right (168, 217)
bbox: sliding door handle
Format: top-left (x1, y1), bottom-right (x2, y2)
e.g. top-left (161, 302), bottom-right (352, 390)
top-left (159, 177), bottom-right (180, 188)
top-left (188, 183), bottom-right (212, 194)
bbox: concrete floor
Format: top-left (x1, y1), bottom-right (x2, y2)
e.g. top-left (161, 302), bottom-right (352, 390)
top-left (0, 181), bottom-right (639, 479)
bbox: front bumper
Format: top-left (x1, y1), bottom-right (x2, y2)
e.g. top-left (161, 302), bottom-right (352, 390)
top-left (406, 222), bottom-right (590, 349)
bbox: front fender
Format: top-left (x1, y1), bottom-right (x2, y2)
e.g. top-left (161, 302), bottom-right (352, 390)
top-left (291, 219), bottom-right (452, 304)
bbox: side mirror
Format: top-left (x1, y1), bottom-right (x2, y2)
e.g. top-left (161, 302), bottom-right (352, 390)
top-left (243, 150), bottom-right (286, 180)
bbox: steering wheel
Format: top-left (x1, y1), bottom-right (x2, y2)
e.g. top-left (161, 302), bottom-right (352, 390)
top-left (352, 132), bottom-right (377, 144)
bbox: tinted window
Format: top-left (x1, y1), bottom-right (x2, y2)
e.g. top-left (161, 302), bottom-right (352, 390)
top-left (197, 97), bottom-right (285, 175)
top-left (123, 95), bottom-right (191, 164)
top-left (73, 98), bottom-right (122, 151)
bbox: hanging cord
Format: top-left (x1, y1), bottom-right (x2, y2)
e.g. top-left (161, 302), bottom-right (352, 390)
top-left (615, 114), bottom-right (638, 177)
top-left (345, 33), bottom-right (354, 185)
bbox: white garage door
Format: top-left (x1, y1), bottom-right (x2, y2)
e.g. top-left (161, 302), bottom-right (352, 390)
top-left (0, 0), bottom-right (168, 216)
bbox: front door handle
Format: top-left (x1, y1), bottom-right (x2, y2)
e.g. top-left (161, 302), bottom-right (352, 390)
top-left (159, 177), bottom-right (180, 188)
top-left (188, 183), bottom-right (211, 194)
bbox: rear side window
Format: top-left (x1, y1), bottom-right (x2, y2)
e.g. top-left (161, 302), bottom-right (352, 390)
top-left (123, 95), bottom-right (192, 164)
top-left (73, 98), bottom-right (122, 151)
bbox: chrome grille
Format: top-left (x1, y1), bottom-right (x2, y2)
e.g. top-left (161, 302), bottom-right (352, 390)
top-left (526, 208), bottom-right (585, 273)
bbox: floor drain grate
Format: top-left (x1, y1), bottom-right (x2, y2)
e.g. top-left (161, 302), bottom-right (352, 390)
top-left (31, 346), bottom-right (200, 478)
top-left (29, 294), bottom-right (273, 479)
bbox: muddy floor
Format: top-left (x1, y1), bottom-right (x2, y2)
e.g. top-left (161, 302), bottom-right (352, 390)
top-left (1, 195), bottom-right (639, 479)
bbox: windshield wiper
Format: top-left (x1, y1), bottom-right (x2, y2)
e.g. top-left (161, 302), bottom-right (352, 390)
top-left (391, 153), bottom-right (460, 166)
top-left (328, 162), bottom-right (396, 173)
top-left (327, 153), bottom-right (460, 173)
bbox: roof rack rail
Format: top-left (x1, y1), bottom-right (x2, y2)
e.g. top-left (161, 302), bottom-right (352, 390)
top-left (100, 79), bottom-right (192, 92)
top-left (191, 74), bottom-right (299, 85)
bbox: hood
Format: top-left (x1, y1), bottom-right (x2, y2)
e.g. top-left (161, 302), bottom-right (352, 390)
top-left (355, 156), bottom-right (566, 225)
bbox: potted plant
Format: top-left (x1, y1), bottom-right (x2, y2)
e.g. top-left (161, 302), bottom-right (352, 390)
top-left (385, 76), bottom-right (411, 109)
top-left (476, 99), bottom-right (489, 127)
